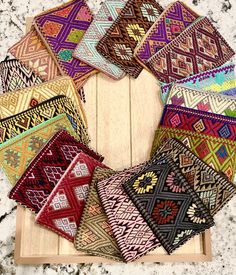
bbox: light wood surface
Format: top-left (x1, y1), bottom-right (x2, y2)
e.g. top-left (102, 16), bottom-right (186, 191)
top-left (15, 70), bottom-right (212, 264)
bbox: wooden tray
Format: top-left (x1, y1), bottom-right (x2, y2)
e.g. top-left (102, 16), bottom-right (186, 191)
top-left (14, 69), bottom-right (212, 264)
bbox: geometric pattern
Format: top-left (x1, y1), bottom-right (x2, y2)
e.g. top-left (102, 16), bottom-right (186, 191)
top-left (147, 17), bottom-right (235, 83)
top-left (160, 63), bottom-right (236, 103)
top-left (134, 1), bottom-right (199, 68)
top-left (153, 138), bottom-right (236, 215)
top-left (0, 57), bottom-right (42, 93)
top-left (35, 152), bottom-right (107, 241)
top-left (123, 156), bottom-right (214, 254)
top-left (0, 95), bottom-right (89, 145)
top-left (96, 164), bottom-right (160, 262)
top-left (160, 105), bottom-right (236, 141)
top-left (166, 84), bottom-right (236, 117)
top-left (96, 0), bottom-right (163, 78)
top-left (34, 0), bottom-right (97, 86)
top-left (73, 0), bottom-right (127, 80)
top-left (8, 28), bottom-right (61, 82)
top-left (2, 114), bottom-right (77, 186)
top-left (9, 129), bottom-right (104, 212)
top-left (72, 162), bottom-right (90, 178)
top-left (75, 167), bottom-right (123, 261)
top-left (0, 76), bottom-right (87, 126)
top-left (151, 127), bottom-right (236, 181)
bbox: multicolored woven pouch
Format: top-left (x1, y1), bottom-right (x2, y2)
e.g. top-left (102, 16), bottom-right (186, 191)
top-left (0, 57), bottom-right (42, 93)
top-left (134, 1), bottom-right (199, 69)
top-left (123, 156), bottom-right (214, 254)
top-left (8, 28), bottom-right (61, 82)
top-left (96, 0), bottom-right (163, 78)
top-left (0, 76), bottom-right (87, 126)
top-left (166, 84), bottom-right (236, 117)
top-left (73, 0), bottom-right (127, 80)
top-left (34, 0), bottom-right (97, 86)
top-left (161, 63), bottom-right (236, 103)
top-left (0, 114), bottom-right (78, 186)
top-left (9, 130), bottom-right (104, 212)
top-left (0, 95), bottom-right (89, 145)
top-left (75, 167), bottom-right (123, 261)
top-left (146, 16), bottom-right (235, 83)
top-left (34, 152), bottom-right (106, 241)
top-left (151, 127), bottom-right (236, 181)
top-left (160, 105), bottom-right (236, 141)
top-left (96, 164), bottom-right (160, 262)
top-left (153, 138), bottom-right (236, 215)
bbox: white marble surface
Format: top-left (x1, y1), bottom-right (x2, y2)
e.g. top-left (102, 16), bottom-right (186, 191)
top-left (0, 0), bottom-right (236, 274)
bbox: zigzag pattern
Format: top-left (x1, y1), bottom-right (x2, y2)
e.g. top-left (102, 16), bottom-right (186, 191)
top-left (75, 167), bottom-right (123, 261)
top-left (167, 85), bottom-right (236, 116)
top-left (151, 127), bottom-right (236, 181)
top-left (0, 115), bottom-right (78, 186)
top-left (0, 95), bottom-right (89, 145)
top-left (34, 153), bottom-right (106, 241)
top-left (97, 164), bottom-right (160, 262)
top-left (34, 0), bottom-right (97, 83)
top-left (96, 0), bottom-right (163, 78)
top-left (147, 17), bottom-right (235, 83)
top-left (74, 0), bottom-right (126, 80)
top-left (0, 58), bottom-right (42, 92)
top-left (135, 1), bottom-right (199, 66)
top-left (160, 105), bottom-right (236, 141)
top-left (9, 130), bottom-right (103, 212)
top-left (123, 156), bottom-right (214, 254)
top-left (153, 139), bottom-right (236, 215)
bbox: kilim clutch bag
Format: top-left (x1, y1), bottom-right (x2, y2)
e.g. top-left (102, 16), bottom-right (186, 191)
top-left (153, 138), bottom-right (236, 215)
top-left (73, 0), bottom-right (127, 80)
top-left (96, 164), bottom-right (160, 262)
top-left (0, 76), bottom-right (87, 126)
top-left (0, 57), bottom-right (42, 93)
top-left (35, 152), bottom-right (106, 241)
top-left (134, 1), bottom-right (199, 70)
top-left (34, 0), bottom-right (97, 86)
top-left (160, 63), bottom-right (236, 103)
top-left (146, 16), bottom-right (235, 83)
top-left (166, 84), bottom-right (236, 117)
top-left (160, 105), bottom-right (236, 141)
top-left (151, 127), bottom-right (236, 182)
top-left (0, 114), bottom-right (78, 186)
top-left (96, 0), bottom-right (163, 78)
top-left (9, 130), bottom-right (104, 213)
top-left (0, 95), bottom-right (89, 145)
top-left (75, 167), bottom-right (123, 261)
top-left (123, 156), bottom-right (214, 254)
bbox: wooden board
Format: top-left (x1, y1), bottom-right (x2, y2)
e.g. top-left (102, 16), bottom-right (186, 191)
top-left (14, 70), bottom-right (212, 264)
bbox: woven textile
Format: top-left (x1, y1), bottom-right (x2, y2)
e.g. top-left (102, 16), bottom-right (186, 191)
top-left (73, 0), bottom-right (127, 80)
top-left (97, 164), bottom-right (160, 262)
top-left (9, 130), bottom-right (104, 212)
top-left (0, 95), bottom-right (89, 145)
top-left (34, 153), bottom-right (106, 241)
top-left (0, 76), bottom-right (87, 126)
top-left (161, 63), bottom-right (236, 103)
top-left (96, 0), bottom-right (163, 78)
top-left (75, 167), bottom-right (123, 261)
top-left (0, 58), bottom-right (42, 92)
top-left (151, 127), bottom-right (236, 181)
top-left (153, 138), bottom-right (236, 215)
top-left (0, 114), bottom-right (77, 186)
top-left (34, 0), bottom-right (97, 86)
top-left (222, 88), bottom-right (236, 97)
top-left (166, 85), bottom-right (236, 117)
top-left (147, 16), bottom-right (235, 83)
top-left (8, 28), bottom-right (61, 82)
top-left (123, 156), bottom-right (214, 254)
top-left (160, 105), bottom-right (236, 141)
top-left (134, 1), bottom-right (199, 68)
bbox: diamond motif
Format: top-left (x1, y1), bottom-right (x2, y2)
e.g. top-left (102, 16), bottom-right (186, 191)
top-left (218, 124), bottom-right (231, 138)
top-left (196, 141), bottom-right (210, 159)
top-left (170, 114), bottom-right (181, 127)
top-left (49, 190), bottom-right (70, 211)
top-left (66, 28), bottom-right (84, 43)
top-left (72, 162), bottom-right (90, 177)
top-left (26, 190), bottom-right (48, 209)
top-left (42, 21), bottom-right (63, 38)
top-left (216, 145), bottom-right (229, 164)
top-left (193, 119), bottom-right (205, 132)
top-left (74, 184), bottom-right (89, 201)
top-left (54, 217), bottom-right (77, 237)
